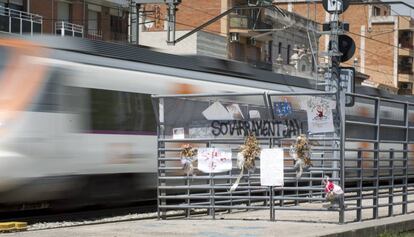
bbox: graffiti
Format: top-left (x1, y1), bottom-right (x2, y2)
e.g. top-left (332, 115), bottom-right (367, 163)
top-left (211, 119), bottom-right (304, 138)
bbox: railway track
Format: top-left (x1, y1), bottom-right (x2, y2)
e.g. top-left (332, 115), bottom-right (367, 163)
top-left (0, 200), bottom-right (156, 225)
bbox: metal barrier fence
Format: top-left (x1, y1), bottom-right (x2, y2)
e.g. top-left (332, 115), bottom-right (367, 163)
top-left (152, 91), bottom-right (414, 223)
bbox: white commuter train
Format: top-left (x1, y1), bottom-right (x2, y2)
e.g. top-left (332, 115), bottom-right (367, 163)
top-left (0, 34), bottom-right (411, 210)
top-left (0, 35), bottom-right (322, 209)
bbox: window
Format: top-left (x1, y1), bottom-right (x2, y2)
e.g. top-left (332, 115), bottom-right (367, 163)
top-left (88, 10), bottom-right (100, 34)
top-left (31, 78), bottom-right (60, 112)
top-left (287, 44), bottom-right (291, 64)
top-left (268, 40), bottom-right (273, 63)
top-left (6, 0), bottom-right (23, 11)
top-left (57, 2), bottom-right (71, 22)
top-left (278, 42), bottom-right (282, 55)
top-left (90, 89), bottom-right (156, 134)
top-left (373, 6), bottom-right (381, 16)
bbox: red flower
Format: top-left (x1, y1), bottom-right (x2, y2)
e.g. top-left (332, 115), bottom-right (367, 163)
top-left (325, 181), bottom-right (334, 193)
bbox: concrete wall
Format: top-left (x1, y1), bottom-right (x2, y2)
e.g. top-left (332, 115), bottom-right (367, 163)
top-left (139, 30), bottom-right (197, 55)
top-left (139, 30), bottom-right (227, 58)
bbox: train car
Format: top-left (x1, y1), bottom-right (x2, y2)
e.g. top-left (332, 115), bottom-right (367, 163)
top-left (0, 34), bottom-right (412, 211)
top-left (0, 34), bottom-right (325, 210)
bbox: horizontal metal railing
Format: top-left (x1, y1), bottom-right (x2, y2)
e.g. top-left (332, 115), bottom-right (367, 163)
top-left (0, 6), bottom-right (42, 35)
top-left (0, 6), bottom-right (42, 23)
top-left (55, 21), bottom-right (83, 37)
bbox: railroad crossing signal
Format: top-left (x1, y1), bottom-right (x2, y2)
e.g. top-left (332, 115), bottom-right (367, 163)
top-left (329, 35), bottom-right (356, 62)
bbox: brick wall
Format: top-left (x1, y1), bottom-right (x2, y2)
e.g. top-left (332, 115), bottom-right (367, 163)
top-left (71, 0), bottom-right (85, 26)
top-left (365, 23), bottom-right (396, 87)
top-left (31, 0), bottom-right (56, 34)
top-left (30, 0), bottom-right (128, 41)
top-left (143, 0), bottom-right (223, 34)
top-left (284, 2), bottom-right (397, 88)
top-left (101, 6), bottom-right (110, 41)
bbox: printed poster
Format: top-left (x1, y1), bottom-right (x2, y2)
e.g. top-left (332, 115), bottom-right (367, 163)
top-left (305, 97), bottom-right (335, 133)
top-left (260, 148), bottom-right (284, 186)
top-left (197, 148), bottom-right (232, 173)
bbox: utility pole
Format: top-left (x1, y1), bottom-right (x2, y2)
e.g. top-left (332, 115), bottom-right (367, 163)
top-left (133, 0), bottom-right (181, 45)
top-left (321, 0), bottom-right (355, 224)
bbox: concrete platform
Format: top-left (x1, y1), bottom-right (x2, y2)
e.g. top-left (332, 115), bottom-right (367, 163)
top-left (2, 206), bottom-right (414, 237)
top-left (2, 191), bottom-right (414, 236)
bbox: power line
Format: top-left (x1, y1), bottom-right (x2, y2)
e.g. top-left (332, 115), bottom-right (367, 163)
top-left (348, 31), bottom-right (412, 54)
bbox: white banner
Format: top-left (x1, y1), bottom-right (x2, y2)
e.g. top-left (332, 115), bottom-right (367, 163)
top-left (260, 148), bottom-right (284, 186)
top-left (197, 148), bottom-right (232, 173)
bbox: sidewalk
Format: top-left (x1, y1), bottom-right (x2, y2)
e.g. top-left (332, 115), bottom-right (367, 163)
top-left (2, 202), bottom-right (414, 237)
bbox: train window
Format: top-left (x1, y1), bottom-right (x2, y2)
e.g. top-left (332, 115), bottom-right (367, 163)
top-left (31, 78), bottom-right (60, 112)
top-left (0, 46), bottom-right (10, 75)
top-left (89, 89), bottom-right (156, 134)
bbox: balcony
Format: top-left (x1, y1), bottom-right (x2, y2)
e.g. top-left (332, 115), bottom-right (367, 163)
top-left (398, 73), bottom-right (414, 83)
top-left (229, 13), bottom-right (272, 39)
top-left (86, 30), bottom-right (103, 41)
top-left (398, 30), bottom-right (414, 57)
top-left (110, 32), bottom-right (129, 43)
top-left (55, 21), bottom-right (83, 38)
top-left (0, 6), bottom-right (42, 35)
top-left (229, 14), bottom-right (249, 29)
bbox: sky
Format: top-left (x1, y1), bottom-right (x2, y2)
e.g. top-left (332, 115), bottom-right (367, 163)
top-left (388, 0), bottom-right (414, 17)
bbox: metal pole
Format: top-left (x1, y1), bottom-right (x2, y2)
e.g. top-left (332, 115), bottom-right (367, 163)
top-left (326, 9), bottom-right (345, 223)
top-left (167, 3), bottom-right (176, 45)
top-left (339, 80), bottom-right (346, 224)
top-left (136, 4), bottom-right (140, 45)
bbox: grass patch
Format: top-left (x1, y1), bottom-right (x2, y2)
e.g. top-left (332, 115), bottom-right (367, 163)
top-left (379, 231), bottom-right (414, 237)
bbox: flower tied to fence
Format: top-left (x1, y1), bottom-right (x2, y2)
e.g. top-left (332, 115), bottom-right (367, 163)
top-left (231, 134), bottom-right (261, 192)
top-left (180, 144), bottom-right (197, 175)
top-left (290, 134), bottom-right (312, 178)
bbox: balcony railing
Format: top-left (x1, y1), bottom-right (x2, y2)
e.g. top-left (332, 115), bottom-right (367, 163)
top-left (229, 14), bottom-right (249, 29)
top-left (87, 29), bottom-right (103, 40)
top-left (55, 21), bottom-right (83, 37)
top-left (110, 32), bottom-right (128, 42)
top-left (0, 6), bottom-right (42, 35)
top-left (229, 13), bottom-right (271, 30)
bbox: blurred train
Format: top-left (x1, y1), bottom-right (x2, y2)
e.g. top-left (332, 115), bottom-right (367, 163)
top-left (0, 34), bottom-right (412, 211)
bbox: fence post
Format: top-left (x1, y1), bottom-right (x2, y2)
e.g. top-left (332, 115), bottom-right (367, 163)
top-left (339, 88), bottom-right (346, 224)
top-left (357, 150), bottom-right (362, 221)
top-left (388, 149), bottom-right (394, 217)
top-left (403, 103), bottom-right (409, 214)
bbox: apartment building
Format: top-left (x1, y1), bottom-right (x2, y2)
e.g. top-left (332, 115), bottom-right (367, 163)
top-left (139, 0), bottom-right (319, 78)
top-left (278, 1), bottom-right (414, 94)
top-left (0, 0), bottom-right (131, 42)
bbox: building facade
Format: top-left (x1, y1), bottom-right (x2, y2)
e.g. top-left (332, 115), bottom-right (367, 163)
top-left (277, 1), bottom-right (414, 94)
top-left (139, 0), bottom-right (319, 78)
top-left (2, 0), bottom-right (410, 94)
top-left (0, 0), bottom-right (131, 42)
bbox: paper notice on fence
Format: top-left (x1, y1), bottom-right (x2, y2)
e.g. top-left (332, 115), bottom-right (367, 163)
top-left (249, 110), bottom-right (261, 119)
top-left (197, 148), bottom-right (232, 173)
top-left (305, 97), bottom-right (335, 134)
top-left (260, 148), bottom-right (284, 186)
top-left (172, 127), bottom-right (185, 139)
top-left (202, 101), bottom-right (233, 120)
top-left (226, 104), bottom-right (244, 120)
